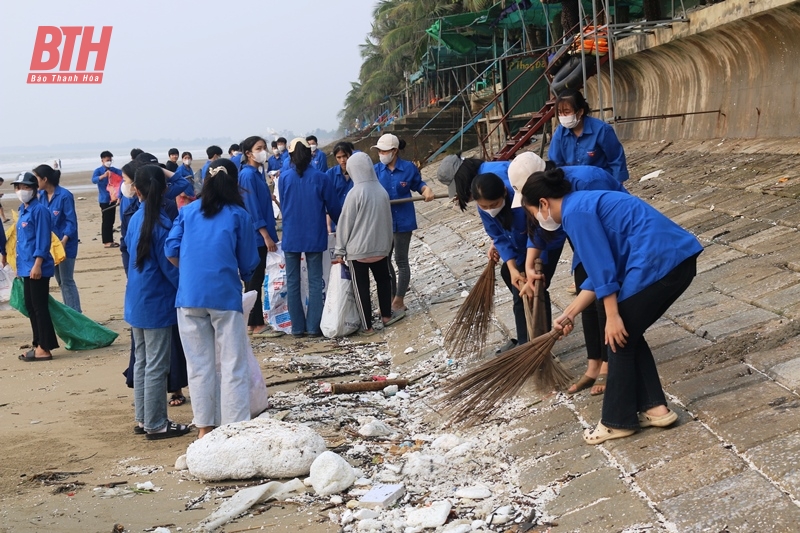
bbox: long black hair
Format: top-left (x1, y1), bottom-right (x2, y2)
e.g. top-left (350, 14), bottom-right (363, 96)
top-left (241, 135), bottom-right (266, 167)
top-left (201, 159), bottom-right (245, 217)
top-left (454, 157), bottom-right (484, 211)
top-left (33, 164), bottom-right (61, 186)
top-left (291, 142), bottom-right (312, 176)
top-left (133, 165), bottom-right (167, 271)
top-left (471, 173), bottom-right (513, 230)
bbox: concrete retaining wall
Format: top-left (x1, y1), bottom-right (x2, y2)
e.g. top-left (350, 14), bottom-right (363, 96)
top-left (584, 0), bottom-right (799, 140)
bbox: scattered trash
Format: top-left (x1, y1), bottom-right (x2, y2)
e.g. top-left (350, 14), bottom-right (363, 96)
top-left (406, 500), bottom-right (452, 528)
top-left (383, 385), bottom-right (398, 397)
top-left (455, 485), bottom-right (492, 499)
top-left (639, 169), bottom-right (663, 181)
top-left (308, 451), bottom-right (357, 496)
top-left (359, 484), bottom-right (406, 508)
top-left (403, 347), bottom-right (415, 354)
top-left (358, 419), bottom-right (393, 437)
top-left (198, 479), bottom-right (304, 532)
top-left (330, 379), bottom-right (408, 394)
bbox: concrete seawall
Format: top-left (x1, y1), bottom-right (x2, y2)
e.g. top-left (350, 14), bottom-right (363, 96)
top-left (585, 0), bottom-right (799, 140)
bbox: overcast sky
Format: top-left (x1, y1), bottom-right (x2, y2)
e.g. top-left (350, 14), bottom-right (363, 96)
top-left (0, 0), bottom-right (376, 149)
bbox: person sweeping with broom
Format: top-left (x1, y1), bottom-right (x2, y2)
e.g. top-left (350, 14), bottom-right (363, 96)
top-left (519, 172), bottom-right (702, 444)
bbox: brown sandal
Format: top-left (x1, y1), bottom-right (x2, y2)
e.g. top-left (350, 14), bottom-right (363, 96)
top-left (567, 374), bottom-right (596, 394)
top-left (590, 373), bottom-right (607, 396)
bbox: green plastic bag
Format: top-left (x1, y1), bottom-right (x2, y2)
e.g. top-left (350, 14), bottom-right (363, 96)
top-left (10, 277), bottom-right (118, 351)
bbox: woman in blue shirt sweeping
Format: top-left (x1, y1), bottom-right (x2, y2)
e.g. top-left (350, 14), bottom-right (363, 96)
top-left (373, 134), bottom-right (434, 315)
top-left (34, 164), bottom-right (81, 313)
top-left (166, 159), bottom-right (260, 438)
top-left (124, 165), bottom-right (190, 440)
top-left (520, 172), bottom-right (703, 445)
top-left (279, 138), bottom-right (341, 337)
top-left (14, 172), bottom-right (58, 361)
top-left (238, 136), bottom-right (280, 337)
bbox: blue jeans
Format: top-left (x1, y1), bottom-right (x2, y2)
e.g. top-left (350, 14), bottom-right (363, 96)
top-left (54, 257), bottom-right (81, 313)
top-left (285, 251), bottom-right (324, 335)
top-left (132, 326), bottom-right (172, 432)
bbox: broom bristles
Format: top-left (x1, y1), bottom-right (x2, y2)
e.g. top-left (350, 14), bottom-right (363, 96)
top-left (441, 326), bottom-right (569, 425)
top-left (444, 259), bottom-right (496, 359)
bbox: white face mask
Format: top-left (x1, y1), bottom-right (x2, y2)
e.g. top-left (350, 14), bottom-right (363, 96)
top-left (379, 152), bottom-right (394, 166)
top-left (232, 151), bottom-right (242, 157)
top-left (536, 204), bottom-right (561, 231)
top-left (272, 148), bottom-right (279, 156)
top-left (309, 144), bottom-right (317, 153)
top-left (103, 160), bottom-right (112, 168)
top-left (558, 114), bottom-right (580, 129)
top-left (480, 199), bottom-right (505, 218)
top-left (17, 189), bottom-right (35, 204)
top-left (121, 181), bottom-right (135, 198)
top-left (277, 144), bottom-right (286, 153)
top-left (183, 159), bottom-right (192, 166)
top-left (254, 150), bottom-right (268, 164)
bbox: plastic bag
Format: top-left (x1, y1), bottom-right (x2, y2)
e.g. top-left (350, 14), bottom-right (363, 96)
top-left (0, 264), bottom-right (15, 310)
top-left (320, 263), bottom-right (361, 338)
top-left (263, 243), bottom-right (291, 333)
top-left (299, 233), bottom-right (336, 312)
top-left (10, 277), bottom-right (118, 350)
top-left (4, 211), bottom-right (65, 269)
top-left (241, 291), bottom-right (269, 417)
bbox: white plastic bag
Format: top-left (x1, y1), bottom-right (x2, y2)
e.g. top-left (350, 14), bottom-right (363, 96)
top-left (300, 233), bottom-right (336, 312)
top-left (241, 291), bottom-right (269, 417)
top-left (0, 264), bottom-right (15, 311)
top-left (263, 243), bottom-right (292, 333)
top-left (320, 263), bottom-right (361, 338)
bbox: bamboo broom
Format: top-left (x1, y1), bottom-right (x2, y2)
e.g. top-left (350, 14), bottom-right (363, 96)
top-left (443, 258), bottom-right (497, 359)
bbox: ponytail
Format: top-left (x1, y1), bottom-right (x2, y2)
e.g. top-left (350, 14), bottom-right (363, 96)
top-left (520, 168), bottom-right (572, 207)
top-left (133, 165), bottom-right (168, 271)
top-left (32, 164), bottom-right (61, 187)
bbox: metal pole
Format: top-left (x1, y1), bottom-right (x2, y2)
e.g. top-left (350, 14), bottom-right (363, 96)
top-left (591, 0), bottom-right (604, 122)
top-left (607, 0), bottom-right (617, 131)
top-left (460, 106), bottom-right (465, 152)
top-left (579, 0), bottom-right (588, 91)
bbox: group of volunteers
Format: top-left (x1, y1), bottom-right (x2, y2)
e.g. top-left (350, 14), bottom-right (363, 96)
top-left (437, 88), bottom-right (703, 445)
top-left (6, 86), bottom-right (701, 445)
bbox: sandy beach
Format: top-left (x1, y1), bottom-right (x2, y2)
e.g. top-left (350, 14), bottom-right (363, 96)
top-left (0, 170), bottom-right (340, 532)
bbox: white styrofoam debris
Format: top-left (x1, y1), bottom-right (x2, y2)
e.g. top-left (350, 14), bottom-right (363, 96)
top-left (174, 454), bottom-right (188, 471)
top-left (455, 485), bottom-right (492, 499)
top-left (354, 508), bottom-right (380, 520)
top-left (358, 420), bottom-right (393, 437)
top-left (405, 501), bottom-right (452, 528)
top-left (309, 451), bottom-right (357, 496)
top-left (186, 418), bottom-right (326, 481)
top-left (431, 434), bottom-right (463, 451)
top-left (383, 385), bottom-right (399, 397)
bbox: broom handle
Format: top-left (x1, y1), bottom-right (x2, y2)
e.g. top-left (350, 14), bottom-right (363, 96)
top-left (532, 258), bottom-right (544, 338)
top-left (389, 194), bottom-right (449, 205)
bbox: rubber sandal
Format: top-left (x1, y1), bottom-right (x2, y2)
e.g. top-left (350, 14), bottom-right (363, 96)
top-left (638, 409), bottom-right (678, 428)
top-left (146, 420), bottom-right (191, 440)
top-left (590, 373), bottom-right (607, 396)
top-left (583, 422), bottom-right (636, 444)
top-left (252, 326), bottom-right (285, 338)
top-left (358, 328), bottom-right (378, 337)
top-left (383, 310), bottom-right (406, 327)
top-left (104, 242), bottom-right (120, 248)
top-left (495, 339), bottom-right (518, 355)
top-left (169, 393), bottom-right (186, 407)
top-left (19, 351), bottom-right (52, 362)
top-left (134, 425), bottom-right (145, 435)
top-left (567, 374), bottom-right (596, 395)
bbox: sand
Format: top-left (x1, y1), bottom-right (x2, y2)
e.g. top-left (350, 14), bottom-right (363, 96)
top-left (0, 171), bottom-right (337, 532)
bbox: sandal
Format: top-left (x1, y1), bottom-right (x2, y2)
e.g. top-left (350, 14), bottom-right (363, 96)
top-left (252, 325), bottom-right (285, 338)
top-left (639, 409), bottom-right (678, 428)
top-left (19, 350), bottom-right (52, 362)
top-left (169, 393), bottom-right (186, 407)
top-left (358, 328), bottom-right (378, 337)
top-left (383, 310), bottom-right (406, 327)
top-left (583, 422), bottom-right (636, 444)
top-left (590, 373), bottom-right (607, 396)
top-left (104, 242), bottom-right (120, 248)
top-left (146, 420), bottom-right (191, 440)
top-left (567, 374), bottom-right (596, 395)
top-left (134, 425), bottom-right (145, 435)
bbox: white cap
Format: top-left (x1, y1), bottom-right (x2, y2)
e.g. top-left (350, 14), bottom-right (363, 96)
top-left (508, 152), bottom-right (546, 208)
top-left (288, 137), bottom-right (310, 153)
top-left (372, 133), bottom-right (399, 151)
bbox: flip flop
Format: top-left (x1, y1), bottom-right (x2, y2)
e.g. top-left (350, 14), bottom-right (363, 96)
top-left (567, 374), bottom-right (596, 395)
top-left (590, 373), bottom-right (607, 396)
top-left (639, 409), bottom-right (678, 428)
top-left (19, 351), bottom-right (52, 362)
top-left (383, 310), bottom-right (406, 327)
top-left (169, 393), bottom-right (187, 407)
top-left (583, 422), bottom-right (636, 444)
top-left (252, 326), bottom-right (285, 338)
top-left (358, 328), bottom-right (378, 337)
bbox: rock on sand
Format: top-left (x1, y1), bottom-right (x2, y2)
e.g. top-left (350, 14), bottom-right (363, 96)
top-left (186, 418), bottom-right (326, 481)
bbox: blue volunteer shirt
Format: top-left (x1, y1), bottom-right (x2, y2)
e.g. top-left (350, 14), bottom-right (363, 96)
top-left (230, 153), bottom-right (244, 170)
top-left (123, 204), bottom-right (179, 329)
top-left (548, 116), bottom-right (629, 184)
top-left (267, 154), bottom-right (282, 172)
top-left (0, 225), bottom-right (6, 257)
top-left (477, 184), bottom-right (528, 267)
top-left (166, 174), bottom-right (194, 201)
top-left (278, 165), bottom-right (341, 253)
top-left (38, 186), bottom-right (79, 259)
top-left (478, 161), bottom-right (511, 184)
top-left (326, 165), bottom-right (354, 233)
top-left (375, 158), bottom-right (427, 233)
top-left (528, 165), bottom-right (626, 267)
top-left (239, 164), bottom-right (278, 245)
top-left (92, 165), bottom-right (122, 204)
top-left (165, 201), bottom-right (260, 312)
top-left (173, 164), bottom-right (193, 181)
top-left (310, 149), bottom-right (328, 172)
top-left (562, 190), bottom-right (703, 301)
top-left (201, 160), bottom-right (212, 181)
top-left (16, 197), bottom-right (55, 277)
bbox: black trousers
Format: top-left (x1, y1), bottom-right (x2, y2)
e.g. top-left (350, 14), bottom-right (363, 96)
top-left (352, 258), bottom-right (393, 330)
top-left (574, 262), bottom-right (608, 362)
top-left (23, 276), bottom-right (58, 352)
top-left (99, 202), bottom-right (116, 244)
top-left (602, 253), bottom-right (699, 429)
top-left (245, 246), bottom-right (268, 327)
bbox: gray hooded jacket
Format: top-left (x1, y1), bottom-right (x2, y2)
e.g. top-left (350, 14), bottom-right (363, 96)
top-left (335, 152), bottom-right (393, 261)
